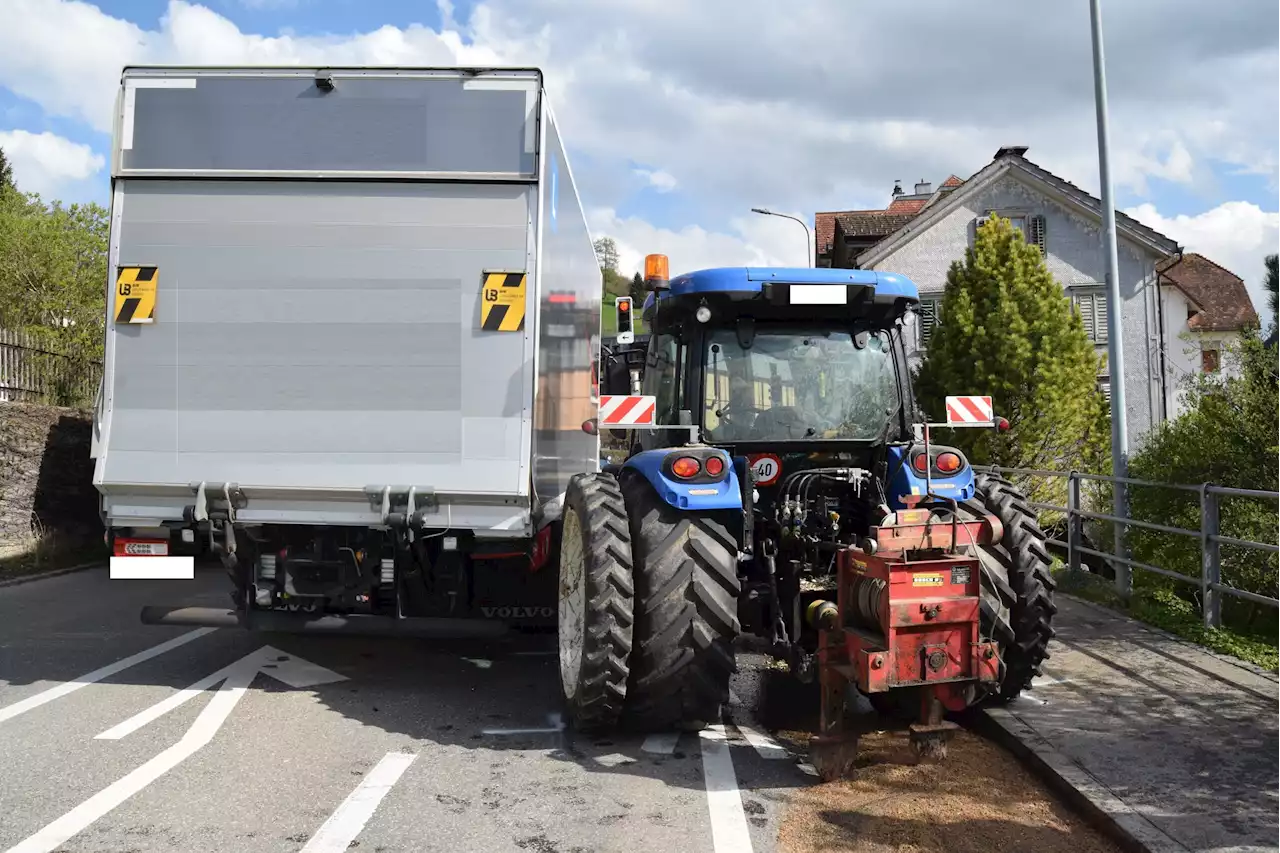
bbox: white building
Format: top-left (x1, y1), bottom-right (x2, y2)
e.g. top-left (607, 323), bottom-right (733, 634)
top-left (815, 146), bottom-right (1259, 448)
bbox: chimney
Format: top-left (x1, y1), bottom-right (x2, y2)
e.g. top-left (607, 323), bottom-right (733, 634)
top-left (892, 180), bottom-right (904, 197)
top-left (914, 179), bottom-right (932, 195)
top-left (995, 145), bottom-right (1029, 160)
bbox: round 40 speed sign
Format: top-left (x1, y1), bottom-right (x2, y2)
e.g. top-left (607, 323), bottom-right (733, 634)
top-left (746, 453), bottom-right (782, 487)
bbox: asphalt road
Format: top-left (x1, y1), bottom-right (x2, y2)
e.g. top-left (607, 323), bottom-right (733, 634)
top-left (0, 563), bottom-right (814, 853)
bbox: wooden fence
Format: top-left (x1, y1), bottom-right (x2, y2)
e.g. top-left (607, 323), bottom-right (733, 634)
top-left (0, 328), bottom-right (101, 406)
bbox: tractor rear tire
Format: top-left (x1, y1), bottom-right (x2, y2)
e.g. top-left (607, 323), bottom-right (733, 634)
top-left (958, 472), bottom-right (1057, 702)
top-left (557, 472), bottom-right (635, 731)
top-left (619, 471), bottom-right (741, 731)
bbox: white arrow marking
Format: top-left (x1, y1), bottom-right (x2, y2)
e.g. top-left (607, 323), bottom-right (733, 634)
top-left (300, 751), bottom-right (416, 853)
top-left (96, 646), bottom-right (344, 741)
top-left (0, 628), bottom-right (216, 727)
top-left (4, 646), bottom-right (346, 853)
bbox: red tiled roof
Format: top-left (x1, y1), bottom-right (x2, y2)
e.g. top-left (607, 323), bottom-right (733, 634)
top-left (816, 209), bottom-right (873, 254)
top-left (887, 197), bottom-right (929, 214)
top-left (940, 175), bottom-right (964, 188)
top-left (1157, 253), bottom-right (1259, 332)
top-left (834, 211), bottom-right (920, 239)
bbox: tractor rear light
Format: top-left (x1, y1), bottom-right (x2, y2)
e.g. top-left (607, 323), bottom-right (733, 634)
top-left (671, 457), bottom-right (701, 478)
top-left (936, 452), bottom-right (963, 473)
top-left (911, 454), bottom-right (929, 474)
top-left (704, 455), bottom-right (725, 477)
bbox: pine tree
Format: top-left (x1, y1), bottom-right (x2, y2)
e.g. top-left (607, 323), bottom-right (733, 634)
top-left (913, 215), bottom-right (1110, 506)
top-left (0, 147), bottom-right (14, 193)
top-left (629, 271), bottom-right (646, 305)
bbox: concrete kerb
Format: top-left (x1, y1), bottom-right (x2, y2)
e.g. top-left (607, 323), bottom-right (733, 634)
top-left (971, 703), bottom-right (1189, 853)
top-left (0, 560), bottom-right (104, 589)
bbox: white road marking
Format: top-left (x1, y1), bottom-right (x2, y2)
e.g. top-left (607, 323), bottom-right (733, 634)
top-left (299, 751), bottom-right (417, 853)
top-left (0, 628), bottom-right (216, 727)
top-left (97, 647), bottom-right (346, 740)
top-left (4, 647), bottom-right (346, 853)
top-left (482, 712), bottom-right (564, 736)
top-left (731, 723), bottom-right (789, 760)
top-left (699, 725), bottom-right (755, 853)
top-left (462, 658), bottom-right (493, 670)
top-left (641, 732), bottom-right (681, 755)
top-left (593, 753), bottom-right (637, 768)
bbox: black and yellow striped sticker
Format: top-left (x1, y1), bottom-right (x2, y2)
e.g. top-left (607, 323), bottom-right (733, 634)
top-left (480, 271), bottom-right (527, 332)
top-left (114, 266), bottom-right (158, 324)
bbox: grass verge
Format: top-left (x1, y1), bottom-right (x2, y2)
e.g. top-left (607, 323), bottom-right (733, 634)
top-left (0, 535), bottom-right (107, 583)
top-left (1052, 564), bottom-right (1278, 671)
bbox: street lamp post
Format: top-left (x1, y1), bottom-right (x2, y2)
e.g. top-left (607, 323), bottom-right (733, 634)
top-left (751, 208), bottom-right (813, 267)
top-left (1089, 0), bottom-right (1131, 599)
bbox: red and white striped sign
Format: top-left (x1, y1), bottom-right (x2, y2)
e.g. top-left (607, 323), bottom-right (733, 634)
top-left (599, 395), bottom-right (656, 426)
top-left (945, 395), bottom-right (994, 426)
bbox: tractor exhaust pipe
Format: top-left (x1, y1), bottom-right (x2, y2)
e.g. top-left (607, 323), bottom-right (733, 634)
top-left (140, 606), bottom-right (510, 639)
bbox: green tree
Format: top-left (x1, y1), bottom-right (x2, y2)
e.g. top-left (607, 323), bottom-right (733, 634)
top-left (593, 236), bottom-right (619, 272)
top-left (0, 188), bottom-right (110, 405)
top-left (913, 215), bottom-right (1110, 509)
top-left (1264, 253), bottom-right (1277, 336)
top-left (1127, 333), bottom-right (1278, 636)
top-left (0, 147), bottom-right (13, 193)
top-left (629, 271), bottom-right (646, 306)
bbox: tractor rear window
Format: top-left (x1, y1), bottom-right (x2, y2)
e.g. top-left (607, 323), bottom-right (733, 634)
top-left (702, 328), bottom-right (900, 442)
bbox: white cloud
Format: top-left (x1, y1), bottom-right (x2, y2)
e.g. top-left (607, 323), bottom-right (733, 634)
top-left (1126, 201), bottom-right (1280, 327)
top-left (0, 129), bottom-right (104, 197)
top-left (590, 207), bottom-right (813, 279)
top-left (634, 168), bottom-right (678, 193)
top-left (0, 0), bottom-right (1274, 285)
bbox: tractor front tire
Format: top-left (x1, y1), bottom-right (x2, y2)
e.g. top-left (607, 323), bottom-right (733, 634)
top-left (959, 472), bottom-right (1057, 702)
top-left (620, 471), bottom-right (741, 731)
top-left (557, 472), bottom-right (635, 731)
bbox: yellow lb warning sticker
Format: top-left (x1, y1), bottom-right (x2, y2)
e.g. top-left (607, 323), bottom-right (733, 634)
top-left (114, 266), bottom-right (158, 324)
top-left (480, 271), bottom-right (527, 331)
top-left (913, 573), bottom-right (944, 587)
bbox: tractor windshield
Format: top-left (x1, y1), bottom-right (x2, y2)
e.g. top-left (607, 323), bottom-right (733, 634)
top-left (702, 327), bottom-right (901, 443)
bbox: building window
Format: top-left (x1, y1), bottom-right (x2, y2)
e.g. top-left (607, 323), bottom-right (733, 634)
top-left (1202, 347), bottom-right (1220, 373)
top-left (918, 297), bottom-right (943, 348)
top-left (1071, 289), bottom-right (1109, 342)
top-left (976, 212), bottom-right (1046, 255)
top-left (1027, 214), bottom-right (1047, 255)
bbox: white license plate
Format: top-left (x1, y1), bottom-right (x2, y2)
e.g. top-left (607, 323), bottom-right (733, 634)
top-left (788, 284), bottom-right (846, 305)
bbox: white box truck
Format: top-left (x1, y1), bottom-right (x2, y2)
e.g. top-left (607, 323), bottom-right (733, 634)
top-left (92, 66), bottom-right (604, 639)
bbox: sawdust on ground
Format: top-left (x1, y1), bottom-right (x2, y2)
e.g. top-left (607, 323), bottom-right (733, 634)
top-left (775, 726), bottom-right (1124, 853)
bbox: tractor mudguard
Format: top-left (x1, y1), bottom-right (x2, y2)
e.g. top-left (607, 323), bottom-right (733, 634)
top-left (886, 444), bottom-right (976, 509)
top-left (621, 448), bottom-right (743, 512)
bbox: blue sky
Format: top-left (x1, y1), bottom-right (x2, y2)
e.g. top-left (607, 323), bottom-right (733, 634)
top-left (0, 0), bottom-right (1276, 316)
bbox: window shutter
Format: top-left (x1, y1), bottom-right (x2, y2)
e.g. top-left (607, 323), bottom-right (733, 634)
top-left (1094, 292), bottom-right (1108, 341)
top-left (1028, 215), bottom-right (1046, 255)
top-left (1074, 293), bottom-right (1095, 339)
top-left (919, 298), bottom-right (940, 347)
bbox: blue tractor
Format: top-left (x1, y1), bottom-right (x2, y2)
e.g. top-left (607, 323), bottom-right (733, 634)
top-left (556, 254), bottom-right (1055, 755)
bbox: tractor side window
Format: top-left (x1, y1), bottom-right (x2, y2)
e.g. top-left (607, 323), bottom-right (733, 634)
top-left (648, 334), bottom-right (682, 425)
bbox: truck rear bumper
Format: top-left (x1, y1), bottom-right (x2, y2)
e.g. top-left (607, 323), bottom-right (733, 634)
top-left (140, 605), bottom-right (510, 639)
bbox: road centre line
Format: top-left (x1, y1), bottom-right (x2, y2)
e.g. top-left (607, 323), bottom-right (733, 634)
top-left (299, 752), bottom-right (417, 853)
top-left (0, 628), bottom-right (216, 726)
top-left (699, 725), bottom-right (755, 853)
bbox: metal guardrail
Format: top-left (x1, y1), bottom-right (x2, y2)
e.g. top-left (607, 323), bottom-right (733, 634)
top-left (975, 466), bottom-right (1279, 629)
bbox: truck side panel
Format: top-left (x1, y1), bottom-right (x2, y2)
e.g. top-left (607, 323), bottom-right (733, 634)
top-left (96, 179), bottom-right (534, 526)
top-left (531, 104), bottom-right (602, 517)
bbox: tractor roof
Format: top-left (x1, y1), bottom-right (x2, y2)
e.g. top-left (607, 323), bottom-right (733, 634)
top-left (643, 266), bottom-right (919, 312)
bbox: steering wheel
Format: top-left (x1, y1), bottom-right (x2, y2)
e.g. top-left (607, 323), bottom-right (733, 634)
top-left (748, 405), bottom-right (822, 440)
